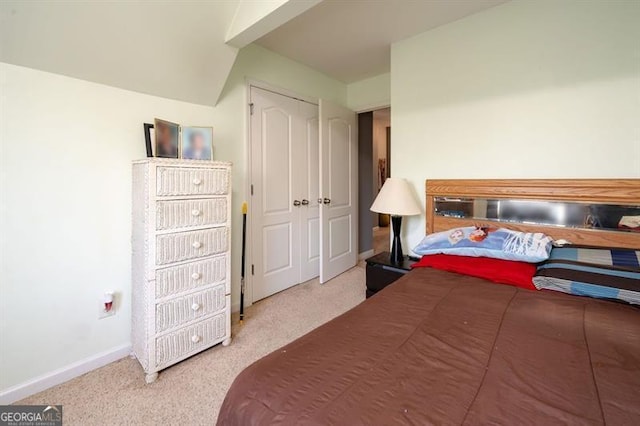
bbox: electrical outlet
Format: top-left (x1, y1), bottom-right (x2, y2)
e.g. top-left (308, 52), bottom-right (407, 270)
top-left (98, 291), bottom-right (116, 319)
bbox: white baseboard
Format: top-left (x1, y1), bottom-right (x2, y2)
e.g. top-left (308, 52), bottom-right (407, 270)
top-left (358, 249), bottom-right (374, 260)
top-left (0, 344), bottom-right (131, 404)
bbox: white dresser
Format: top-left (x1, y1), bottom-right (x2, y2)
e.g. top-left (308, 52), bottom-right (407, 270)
top-left (132, 158), bottom-right (232, 383)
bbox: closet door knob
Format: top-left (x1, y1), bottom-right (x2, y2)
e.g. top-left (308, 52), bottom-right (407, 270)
top-left (193, 178), bottom-right (202, 186)
top-left (323, 198), bottom-right (331, 205)
top-left (191, 209), bottom-right (201, 217)
top-left (301, 199), bottom-right (309, 205)
top-left (191, 272), bottom-right (201, 280)
top-left (191, 303), bottom-right (201, 311)
top-left (318, 198), bottom-right (323, 204)
top-left (191, 335), bottom-right (201, 343)
top-left (192, 241), bottom-right (202, 249)
top-left (293, 200), bottom-right (301, 207)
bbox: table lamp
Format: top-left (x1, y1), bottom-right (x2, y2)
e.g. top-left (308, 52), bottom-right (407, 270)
top-left (370, 178), bottom-right (421, 264)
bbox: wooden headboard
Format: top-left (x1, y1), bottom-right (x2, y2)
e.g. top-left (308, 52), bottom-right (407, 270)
top-left (425, 179), bottom-right (640, 249)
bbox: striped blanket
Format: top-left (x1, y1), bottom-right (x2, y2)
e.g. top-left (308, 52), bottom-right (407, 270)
top-left (533, 246), bottom-right (640, 305)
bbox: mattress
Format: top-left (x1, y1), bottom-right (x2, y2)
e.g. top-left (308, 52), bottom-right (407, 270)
top-left (217, 268), bottom-right (640, 425)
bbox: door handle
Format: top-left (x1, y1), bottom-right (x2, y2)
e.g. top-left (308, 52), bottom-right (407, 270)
top-left (323, 198), bottom-right (331, 205)
top-left (293, 200), bottom-right (301, 206)
top-left (301, 199), bottom-right (309, 205)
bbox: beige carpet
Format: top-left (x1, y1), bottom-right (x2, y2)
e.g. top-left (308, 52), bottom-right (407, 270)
top-left (18, 264), bottom-right (366, 425)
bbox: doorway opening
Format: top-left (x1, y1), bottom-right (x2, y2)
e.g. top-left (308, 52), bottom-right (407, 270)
top-left (357, 107), bottom-right (391, 257)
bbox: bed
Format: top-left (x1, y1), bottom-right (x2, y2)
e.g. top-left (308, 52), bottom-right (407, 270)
top-left (217, 179), bottom-right (640, 425)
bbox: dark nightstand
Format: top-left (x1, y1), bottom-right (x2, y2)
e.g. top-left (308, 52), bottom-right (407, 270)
top-left (365, 252), bottom-right (417, 298)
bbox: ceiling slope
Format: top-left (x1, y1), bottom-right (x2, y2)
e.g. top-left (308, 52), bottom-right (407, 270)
top-left (0, 0), bottom-right (508, 103)
top-left (226, 0), bottom-right (322, 48)
top-left (0, 1), bottom-right (239, 106)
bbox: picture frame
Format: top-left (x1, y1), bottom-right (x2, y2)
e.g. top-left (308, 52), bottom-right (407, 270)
top-left (154, 118), bottom-right (179, 158)
top-left (143, 123), bottom-right (154, 157)
top-left (180, 126), bottom-right (213, 161)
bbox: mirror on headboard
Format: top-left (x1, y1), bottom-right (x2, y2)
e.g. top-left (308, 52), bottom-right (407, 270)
top-left (434, 197), bottom-right (640, 233)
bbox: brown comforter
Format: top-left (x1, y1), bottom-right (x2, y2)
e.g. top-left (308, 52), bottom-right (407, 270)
top-left (217, 268), bottom-right (640, 425)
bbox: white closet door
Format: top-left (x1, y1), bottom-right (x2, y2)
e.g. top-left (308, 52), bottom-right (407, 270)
top-left (250, 87), bottom-right (302, 301)
top-left (299, 101), bottom-right (320, 282)
top-left (319, 99), bottom-right (358, 283)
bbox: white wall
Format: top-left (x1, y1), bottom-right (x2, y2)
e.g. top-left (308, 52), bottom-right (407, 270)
top-left (391, 0), bottom-right (640, 251)
top-left (347, 73), bottom-right (390, 112)
top-left (0, 62), bottom-right (217, 396)
top-left (0, 44), bottom-right (346, 398)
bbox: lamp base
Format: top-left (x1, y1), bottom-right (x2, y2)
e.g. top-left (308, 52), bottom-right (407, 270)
top-left (390, 215), bottom-right (404, 264)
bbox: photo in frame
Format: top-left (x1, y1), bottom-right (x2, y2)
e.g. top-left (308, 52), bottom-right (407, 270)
top-left (143, 123), bottom-right (155, 157)
top-left (154, 118), bottom-right (179, 158)
top-left (181, 126), bottom-right (213, 160)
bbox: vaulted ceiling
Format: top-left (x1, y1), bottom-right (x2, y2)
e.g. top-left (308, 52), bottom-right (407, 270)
top-left (0, 1), bottom-right (240, 106)
top-left (0, 0), bottom-right (507, 105)
top-left (256, 0), bottom-right (507, 83)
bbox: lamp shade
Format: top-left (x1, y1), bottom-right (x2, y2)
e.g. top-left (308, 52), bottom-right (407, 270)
top-left (370, 178), bottom-right (421, 216)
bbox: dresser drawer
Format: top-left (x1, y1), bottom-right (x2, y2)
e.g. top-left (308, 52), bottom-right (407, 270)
top-left (156, 198), bottom-right (227, 231)
top-left (155, 284), bottom-right (226, 333)
top-left (155, 255), bottom-right (227, 298)
top-left (155, 312), bottom-right (227, 368)
top-left (156, 167), bottom-right (229, 197)
top-left (156, 227), bottom-right (228, 266)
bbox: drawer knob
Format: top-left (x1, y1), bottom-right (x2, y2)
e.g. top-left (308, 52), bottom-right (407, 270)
top-left (191, 209), bottom-right (201, 217)
top-left (191, 272), bottom-right (201, 280)
top-left (193, 178), bottom-right (202, 186)
top-left (191, 303), bottom-right (201, 311)
top-left (191, 335), bottom-right (201, 343)
top-left (192, 241), bottom-right (202, 249)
